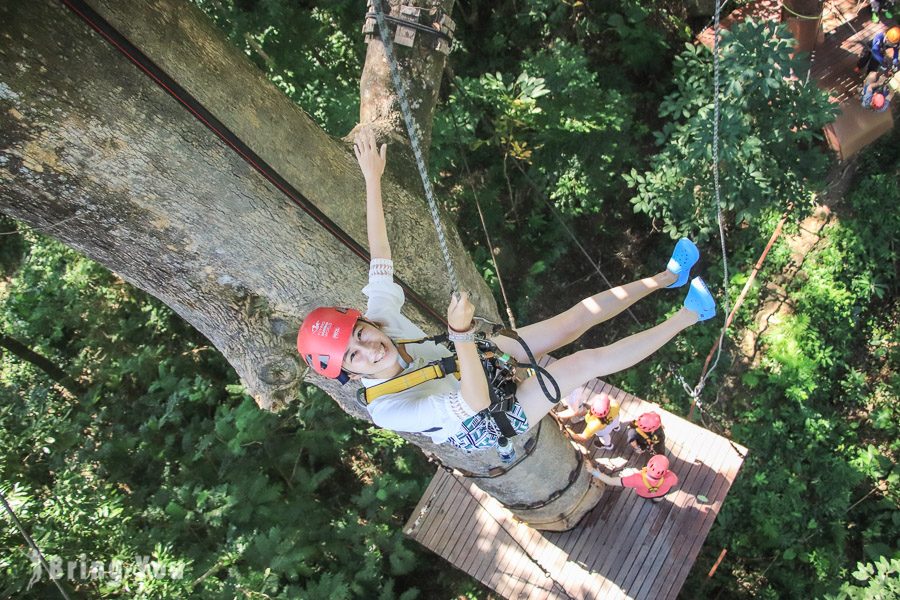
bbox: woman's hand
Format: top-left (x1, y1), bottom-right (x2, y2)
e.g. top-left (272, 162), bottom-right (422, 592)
top-left (354, 126), bottom-right (387, 183)
top-left (447, 291), bottom-right (475, 332)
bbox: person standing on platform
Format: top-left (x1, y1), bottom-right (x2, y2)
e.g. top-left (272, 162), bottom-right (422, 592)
top-left (566, 392), bottom-right (621, 450)
top-left (589, 455), bottom-right (679, 501)
top-left (857, 27), bottom-right (900, 76)
top-left (626, 411), bottom-right (666, 456)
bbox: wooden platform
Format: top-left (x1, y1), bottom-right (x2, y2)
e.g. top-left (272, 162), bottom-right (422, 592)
top-left (699, 0), bottom-right (896, 160)
top-left (404, 377), bottom-right (747, 600)
top-left (813, 4), bottom-right (896, 158)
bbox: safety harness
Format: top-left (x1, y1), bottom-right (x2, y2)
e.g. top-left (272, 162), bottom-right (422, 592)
top-left (592, 413), bottom-right (616, 428)
top-left (358, 325), bottom-right (560, 439)
top-left (633, 424), bottom-right (664, 454)
top-left (640, 468), bottom-right (664, 493)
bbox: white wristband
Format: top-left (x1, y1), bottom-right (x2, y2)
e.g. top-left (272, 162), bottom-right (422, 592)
top-left (447, 323), bottom-right (476, 344)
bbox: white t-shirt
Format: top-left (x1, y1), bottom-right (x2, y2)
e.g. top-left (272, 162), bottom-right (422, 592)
top-left (361, 259), bottom-right (479, 443)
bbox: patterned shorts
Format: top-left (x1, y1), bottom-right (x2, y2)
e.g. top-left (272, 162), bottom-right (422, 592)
top-left (447, 401), bottom-right (530, 452)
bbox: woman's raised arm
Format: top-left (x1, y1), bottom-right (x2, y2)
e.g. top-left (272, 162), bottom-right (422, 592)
top-left (354, 126), bottom-right (391, 260)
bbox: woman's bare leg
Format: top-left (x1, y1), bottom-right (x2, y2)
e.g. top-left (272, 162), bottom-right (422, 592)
top-left (494, 270), bottom-right (677, 361)
top-left (515, 307), bottom-right (698, 427)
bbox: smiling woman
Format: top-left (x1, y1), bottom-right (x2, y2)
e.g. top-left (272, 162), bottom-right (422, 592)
top-left (297, 125), bottom-right (716, 453)
top-left (344, 320), bottom-right (400, 378)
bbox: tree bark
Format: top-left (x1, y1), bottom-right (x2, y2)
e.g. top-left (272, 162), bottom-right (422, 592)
top-left (356, 0), bottom-right (451, 157)
top-left (782, 0), bottom-right (823, 54)
top-left (0, 0), bottom-right (600, 529)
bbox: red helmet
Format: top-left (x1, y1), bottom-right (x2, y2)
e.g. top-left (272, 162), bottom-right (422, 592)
top-left (872, 93), bottom-right (886, 109)
top-left (297, 307), bottom-right (361, 378)
top-left (637, 411), bottom-right (661, 433)
top-left (647, 455), bottom-right (669, 479)
top-left (590, 393), bottom-right (611, 418)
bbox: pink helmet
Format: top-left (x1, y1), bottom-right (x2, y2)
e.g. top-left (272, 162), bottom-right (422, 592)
top-left (872, 93), bottom-right (886, 110)
top-left (647, 455), bottom-right (669, 479)
top-left (637, 411), bottom-right (661, 433)
top-left (297, 307), bottom-right (361, 378)
top-left (590, 393), bottom-right (611, 418)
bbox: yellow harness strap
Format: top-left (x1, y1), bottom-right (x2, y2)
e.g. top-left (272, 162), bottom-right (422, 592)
top-left (641, 468), bottom-right (663, 493)
top-left (634, 423), bottom-right (660, 446)
top-left (362, 338), bottom-right (460, 404)
top-left (363, 362), bottom-right (460, 404)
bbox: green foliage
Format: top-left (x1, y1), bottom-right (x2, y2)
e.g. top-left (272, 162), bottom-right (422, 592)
top-left (0, 232), bottom-right (464, 598)
top-left (3, 2), bottom-right (898, 600)
top-left (825, 556), bottom-right (900, 600)
top-left (192, 0), bottom-right (362, 135)
top-left (626, 21), bottom-right (838, 239)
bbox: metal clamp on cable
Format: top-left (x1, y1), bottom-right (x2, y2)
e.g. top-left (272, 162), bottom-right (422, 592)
top-left (362, 0), bottom-right (456, 54)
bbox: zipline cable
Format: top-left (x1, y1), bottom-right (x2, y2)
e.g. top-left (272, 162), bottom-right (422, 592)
top-left (372, 0), bottom-right (460, 293)
top-left (59, 0), bottom-right (448, 328)
top-left (445, 97), bottom-right (519, 329)
top-left (513, 161), bottom-right (643, 327)
top-left (0, 489), bottom-right (72, 600)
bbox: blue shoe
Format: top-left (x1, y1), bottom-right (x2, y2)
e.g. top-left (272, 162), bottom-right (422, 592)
top-left (684, 277), bottom-right (717, 321)
top-left (666, 238), bottom-right (700, 288)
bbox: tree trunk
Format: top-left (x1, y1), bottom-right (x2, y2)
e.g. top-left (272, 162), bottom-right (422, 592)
top-left (782, 0), bottom-right (823, 54)
top-left (0, 0), bottom-right (600, 530)
top-left (356, 0), bottom-right (451, 157)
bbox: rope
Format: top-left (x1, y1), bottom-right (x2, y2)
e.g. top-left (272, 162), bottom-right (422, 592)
top-left (678, 0), bottom-right (733, 411)
top-left (372, 0), bottom-right (460, 292)
top-left (512, 162), bottom-right (643, 327)
top-left (780, 1), bottom-right (826, 20)
top-left (0, 489), bottom-right (72, 600)
top-left (446, 76), bottom-right (642, 327)
top-left (445, 99), bottom-right (518, 328)
top-left (688, 208), bottom-right (790, 419)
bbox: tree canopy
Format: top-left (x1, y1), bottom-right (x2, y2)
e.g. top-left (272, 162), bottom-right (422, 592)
top-left (2, 0), bottom-right (898, 598)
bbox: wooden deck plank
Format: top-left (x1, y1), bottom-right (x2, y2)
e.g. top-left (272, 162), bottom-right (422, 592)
top-left (591, 420), bottom-right (718, 599)
top-left (447, 479), bottom-right (505, 573)
top-left (471, 486), bottom-right (521, 586)
top-left (492, 518), bottom-right (537, 598)
top-left (404, 466), bottom-right (448, 538)
top-left (461, 481), bottom-right (508, 580)
top-left (404, 377), bottom-right (746, 600)
top-left (549, 389), bottom-right (636, 590)
top-left (648, 439), bottom-right (747, 600)
top-left (419, 473), bottom-right (469, 552)
top-left (488, 480), bottom-right (573, 600)
top-left (568, 393), bottom-right (680, 598)
top-left (406, 470), bottom-right (453, 543)
top-left (611, 425), bottom-right (729, 598)
top-left (458, 495), bottom-right (510, 583)
top-left (502, 513), bottom-right (561, 599)
top-left (437, 478), bottom-right (489, 570)
top-left (539, 378), bottom-right (605, 551)
top-left (640, 434), bottom-right (744, 598)
top-left (485, 493), bottom-right (546, 598)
